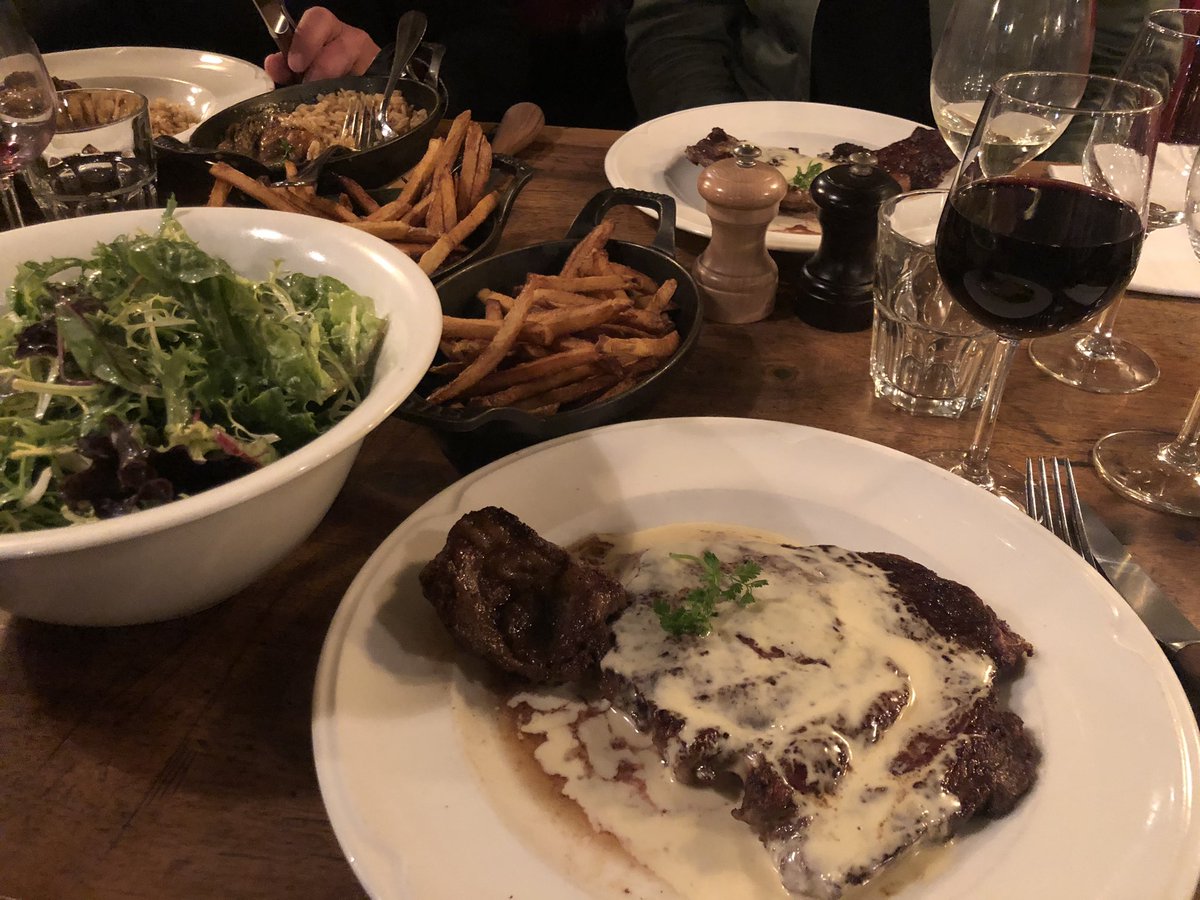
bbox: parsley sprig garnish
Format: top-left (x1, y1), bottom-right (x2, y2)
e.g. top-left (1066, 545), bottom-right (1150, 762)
top-left (652, 551), bottom-right (769, 637)
top-left (790, 160), bottom-right (824, 191)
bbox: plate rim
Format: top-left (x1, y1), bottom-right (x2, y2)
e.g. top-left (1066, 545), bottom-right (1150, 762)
top-left (312, 415), bottom-right (1200, 899)
top-left (604, 100), bottom-right (929, 253)
top-left (43, 45), bottom-right (274, 120)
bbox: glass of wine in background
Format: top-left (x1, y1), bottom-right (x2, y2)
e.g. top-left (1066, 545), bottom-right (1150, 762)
top-left (0, 1), bottom-right (55, 229)
top-left (1029, 8), bottom-right (1200, 395)
top-left (927, 71), bottom-right (1161, 507)
top-left (1092, 144), bottom-right (1200, 518)
top-left (930, 0), bottom-right (1094, 160)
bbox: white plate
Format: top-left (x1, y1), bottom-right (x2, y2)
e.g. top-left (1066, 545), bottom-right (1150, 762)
top-left (312, 417), bottom-right (1200, 900)
top-left (1130, 224), bottom-right (1200, 298)
top-left (604, 101), bottom-right (928, 253)
top-left (44, 46), bottom-right (273, 140)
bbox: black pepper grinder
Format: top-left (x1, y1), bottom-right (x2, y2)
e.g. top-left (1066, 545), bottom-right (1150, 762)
top-left (792, 152), bottom-right (902, 332)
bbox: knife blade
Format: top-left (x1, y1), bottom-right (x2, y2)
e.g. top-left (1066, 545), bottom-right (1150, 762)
top-left (252, 0), bottom-right (297, 56)
top-left (1081, 502), bottom-right (1200, 709)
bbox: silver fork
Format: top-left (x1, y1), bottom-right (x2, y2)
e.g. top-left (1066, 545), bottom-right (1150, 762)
top-left (345, 93), bottom-right (372, 151)
top-left (1024, 457), bottom-right (1104, 576)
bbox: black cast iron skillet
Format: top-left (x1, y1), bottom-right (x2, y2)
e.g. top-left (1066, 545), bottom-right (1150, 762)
top-left (396, 187), bottom-right (702, 471)
top-left (186, 74), bottom-right (446, 188)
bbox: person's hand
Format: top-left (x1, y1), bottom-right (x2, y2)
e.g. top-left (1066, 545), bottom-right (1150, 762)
top-left (263, 7), bottom-right (380, 84)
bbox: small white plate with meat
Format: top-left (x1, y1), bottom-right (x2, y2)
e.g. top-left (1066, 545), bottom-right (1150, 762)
top-left (312, 417), bottom-right (1200, 900)
top-left (604, 101), bottom-right (957, 253)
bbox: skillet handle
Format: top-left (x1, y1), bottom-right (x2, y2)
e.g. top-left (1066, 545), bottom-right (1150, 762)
top-left (565, 187), bottom-right (678, 257)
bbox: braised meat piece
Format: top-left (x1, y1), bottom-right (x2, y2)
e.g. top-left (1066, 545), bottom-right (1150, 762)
top-left (255, 122), bottom-right (318, 166)
top-left (420, 507), bottom-right (632, 684)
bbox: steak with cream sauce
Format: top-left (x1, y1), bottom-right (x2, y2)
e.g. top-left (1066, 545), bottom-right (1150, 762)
top-left (685, 125), bottom-right (958, 218)
top-left (421, 513), bottom-right (1038, 899)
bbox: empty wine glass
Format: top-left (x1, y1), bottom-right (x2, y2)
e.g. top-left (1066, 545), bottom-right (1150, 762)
top-left (1092, 144), bottom-right (1200, 517)
top-left (930, 0), bottom-right (1094, 160)
top-left (927, 72), bottom-right (1161, 507)
top-left (0, 1), bottom-right (55, 229)
top-left (1028, 8), bottom-right (1200, 394)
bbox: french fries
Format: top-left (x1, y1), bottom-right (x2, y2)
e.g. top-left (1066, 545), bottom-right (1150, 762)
top-left (204, 110), bottom-right (504, 274)
top-left (421, 223), bottom-right (684, 417)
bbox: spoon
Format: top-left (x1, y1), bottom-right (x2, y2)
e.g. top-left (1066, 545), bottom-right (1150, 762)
top-left (490, 102), bottom-right (545, 157)
top-left (375, 10), bottom-right (427, 144)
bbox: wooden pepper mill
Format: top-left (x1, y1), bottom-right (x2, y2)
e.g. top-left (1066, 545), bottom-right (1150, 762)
top-left (693, 142), bottom-right (788, 324)
top-left (793, 152), bottom-right (902, 332)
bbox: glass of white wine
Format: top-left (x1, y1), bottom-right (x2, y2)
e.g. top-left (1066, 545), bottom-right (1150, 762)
top-left (930, 0), bottom-right (1094, 161)
top-left (0, 1), bottom-right (55, 229)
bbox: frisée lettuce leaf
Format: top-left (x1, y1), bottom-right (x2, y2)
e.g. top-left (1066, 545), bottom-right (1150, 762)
top-left (0, 207), bottom-right (386, 533)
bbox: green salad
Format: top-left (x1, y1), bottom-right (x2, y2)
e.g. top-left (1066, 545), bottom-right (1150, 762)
top-left (0, 208), bottom-right (386, 534)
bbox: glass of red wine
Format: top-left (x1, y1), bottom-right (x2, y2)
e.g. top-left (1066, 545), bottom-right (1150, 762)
top-left (1029, 9), bottom-right (1200, 395)
top-left (0, 2), bottom-right (55, 229)
top-left (1092, 144), bottom-right (1200, 518)
top-left (925, 71), bottom-right (1162, 507)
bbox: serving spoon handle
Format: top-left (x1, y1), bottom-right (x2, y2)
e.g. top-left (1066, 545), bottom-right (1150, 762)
top-left (491, 102), bottom-right (545, 157)
top-left (376, 10), bottom-right (428, 144)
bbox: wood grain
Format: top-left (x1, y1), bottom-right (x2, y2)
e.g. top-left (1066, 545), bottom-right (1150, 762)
top-left (2, 124), bottom-right (1198, 898)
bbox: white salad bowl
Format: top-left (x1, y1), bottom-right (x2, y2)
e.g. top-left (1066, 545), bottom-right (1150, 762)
top-left (0, 207), bottom-right (442, 625)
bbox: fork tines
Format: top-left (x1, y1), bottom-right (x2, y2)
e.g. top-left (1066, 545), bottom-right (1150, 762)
top-left (1025, 457), bottom-right (1102, 572)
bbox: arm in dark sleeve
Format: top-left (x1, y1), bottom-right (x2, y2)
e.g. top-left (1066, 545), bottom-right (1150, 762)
top-left (625, 0), bottom-right (747, 121)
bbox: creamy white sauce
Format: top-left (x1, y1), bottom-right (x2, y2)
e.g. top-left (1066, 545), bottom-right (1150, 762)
top-left (761, 146), bottom-right (837, 187)
top-left (509, 524), bottom-right (995, 899)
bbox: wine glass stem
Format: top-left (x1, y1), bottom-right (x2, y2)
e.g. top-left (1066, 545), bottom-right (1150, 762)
top-left (0, 174), bottom-right (23, 229)
top-left (1079, 296), bottom-right (1121, 352)
top-left (960, 337), bottom-right (1020, 484)
top-left (1161, 387), bottom-right (1200, 469)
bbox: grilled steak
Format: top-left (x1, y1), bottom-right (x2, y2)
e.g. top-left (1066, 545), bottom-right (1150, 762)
top-left (419, 506), bottom-right (632, 683)
top-left (830, 126), bottom-right (959, 191)
top-left (597, 538), bottom-right (1038, 899)
top-left (685, 124), bottom-right (958, 216)
top-left (422, 513), bottom-right (1039, 898)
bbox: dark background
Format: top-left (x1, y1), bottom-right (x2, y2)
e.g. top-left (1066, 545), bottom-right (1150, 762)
top-left (17, 0), bottom-right (637, 128)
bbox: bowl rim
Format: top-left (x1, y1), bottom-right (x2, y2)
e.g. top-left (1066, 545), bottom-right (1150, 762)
top-left (0, 206), bottom-right (442, 558)
top-left (189, 73), bottom-right (446, 166)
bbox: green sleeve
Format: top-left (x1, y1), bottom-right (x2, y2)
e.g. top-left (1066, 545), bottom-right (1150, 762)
top-left (626, 0), bottom-right (747, 121)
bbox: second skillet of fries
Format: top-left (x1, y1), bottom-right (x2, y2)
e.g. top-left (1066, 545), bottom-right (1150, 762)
top-left (206, 110), bottom-right (502, 275)
top-left (424, 220), bottom-right (682, 416)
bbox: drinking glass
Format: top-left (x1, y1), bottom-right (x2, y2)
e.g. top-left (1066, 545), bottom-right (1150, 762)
top-left (1092, 144), bottom-right (1200, 517)
top-left (1029, 9), bottom-right (1200, 394)
top-left (0, 1), bottom-right (56, 229)
top-left (870, 189), bottom-right (997, 417)
top-left (927, 72), bottom-right (1161, 507)
top-left (930, 0), bottom-right (1094, 160)
top-left (26, 89), bottom-right (157, 219)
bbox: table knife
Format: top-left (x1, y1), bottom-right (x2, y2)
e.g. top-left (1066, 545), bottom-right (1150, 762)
top-left (252, 0), bottom-right (297, 56)
top-left (1082, 503), bottom-right (1200, 710)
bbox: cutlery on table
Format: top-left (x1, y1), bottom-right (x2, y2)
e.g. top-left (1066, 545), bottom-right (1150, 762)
top-left (369, 10), bottom-right (428, 147)
top-left (251, 0), bottom-right (297, 56)
top-left (1026, 457), bottom-right (1200, 711)
top-left (491, 102), bottom-right (545, 157)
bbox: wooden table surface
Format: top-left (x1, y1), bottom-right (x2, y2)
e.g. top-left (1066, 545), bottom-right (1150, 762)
top-left (2, 125), bottom-right (1198, 899)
